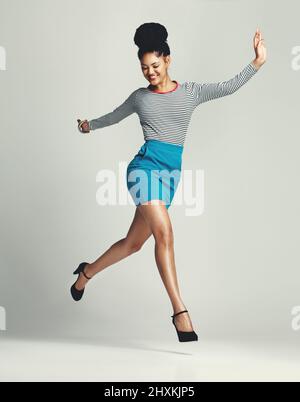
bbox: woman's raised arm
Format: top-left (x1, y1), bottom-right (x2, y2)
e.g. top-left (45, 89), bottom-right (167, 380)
top-left (189, 28), bottom-right (266, 107)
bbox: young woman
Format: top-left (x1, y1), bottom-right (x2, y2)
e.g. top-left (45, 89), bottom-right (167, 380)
top-left (73, 23), bottom-right (266, 342)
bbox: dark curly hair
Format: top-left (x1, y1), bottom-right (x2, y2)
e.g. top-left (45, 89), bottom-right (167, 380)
top-left (134, 22), bottom-right (171, 60)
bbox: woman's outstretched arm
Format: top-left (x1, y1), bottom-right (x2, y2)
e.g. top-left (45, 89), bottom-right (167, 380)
top-left (190, 28), bottom-right (267, 107)
top-left (88, 89), bottom-right (139, 131)
top-left (189, 61), bottom-right (259, 106)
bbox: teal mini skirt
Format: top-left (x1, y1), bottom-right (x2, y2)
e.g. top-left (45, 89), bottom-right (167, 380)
top-left (126, 139), bottom-right (184, 209)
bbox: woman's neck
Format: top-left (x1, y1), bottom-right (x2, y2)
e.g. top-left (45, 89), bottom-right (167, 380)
top-left (149, 77), bottom-right (177, 93)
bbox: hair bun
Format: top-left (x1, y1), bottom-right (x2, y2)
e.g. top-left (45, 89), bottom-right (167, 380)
top-left (134, 22), bottom-right (168, 49)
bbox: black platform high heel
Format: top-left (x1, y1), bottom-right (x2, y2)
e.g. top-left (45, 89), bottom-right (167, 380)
top-left (171, 309), bottom-right (198, 342)
top-left (70, 262), bottom-right (92, 302)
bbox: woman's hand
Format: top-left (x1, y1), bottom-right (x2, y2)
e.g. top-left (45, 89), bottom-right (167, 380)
top-left (77, 119), bottom-right (90, 133)
top-left (252, 28), bottom-right (267, 68)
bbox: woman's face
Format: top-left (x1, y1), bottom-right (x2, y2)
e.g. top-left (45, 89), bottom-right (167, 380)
top-left (140, 52), bottom-right (171, 85)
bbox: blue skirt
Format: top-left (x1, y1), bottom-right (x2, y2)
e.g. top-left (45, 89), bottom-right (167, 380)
top-left (126, 139), bottom-right (184, 209)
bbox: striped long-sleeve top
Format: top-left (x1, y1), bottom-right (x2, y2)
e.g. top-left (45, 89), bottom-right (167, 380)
top-left (88, 61), bottom-right (259, 146)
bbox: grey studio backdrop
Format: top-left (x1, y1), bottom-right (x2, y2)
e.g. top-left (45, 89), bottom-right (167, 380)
top-left (1, 0), bottom-right (299, 342)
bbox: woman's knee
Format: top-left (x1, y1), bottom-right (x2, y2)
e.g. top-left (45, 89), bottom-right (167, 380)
top-left (153, 227), bottom-right (174, 247)
top-left (123, 237), bottom-right (145, 254)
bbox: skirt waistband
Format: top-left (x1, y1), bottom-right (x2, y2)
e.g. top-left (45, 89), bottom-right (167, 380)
top-left (144, 139), bottom-right (184, 154)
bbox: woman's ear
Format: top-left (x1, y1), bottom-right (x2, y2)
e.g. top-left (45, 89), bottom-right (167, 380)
top-left (165, 55), bottom-right (171, 67)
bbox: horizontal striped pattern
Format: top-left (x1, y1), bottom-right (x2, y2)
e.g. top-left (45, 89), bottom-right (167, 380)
top-left (89, 61), bottom-right (259, 146)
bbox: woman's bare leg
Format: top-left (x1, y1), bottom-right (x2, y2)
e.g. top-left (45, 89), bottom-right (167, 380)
top-left (137, 201), bottom-right (195, 332)
top-left (74, 207), bottom-right (152, 290)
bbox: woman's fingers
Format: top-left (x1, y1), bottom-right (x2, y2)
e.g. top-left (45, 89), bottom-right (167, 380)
top-left (77, 119), bottom-right (84, 132)
top-left (254, 29), bottom-right (259, 47)
top-left (254, 28), bottom-right (261, 47)
top-left (77, 119), bottom-right (83, 132)
top-left (253, 28), bottom-right (267, 64)
top-left (259, 31), bottom-right (264, 46)
top-left (254, 28), bottom-right (265, 50)
top-left (82, 121), bottom-right (89, 132)
top-left (77, 119), bottom-right (90, 133)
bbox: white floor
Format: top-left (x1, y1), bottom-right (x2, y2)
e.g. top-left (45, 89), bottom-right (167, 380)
top-left (1, 335), bottom-right (300, 382)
